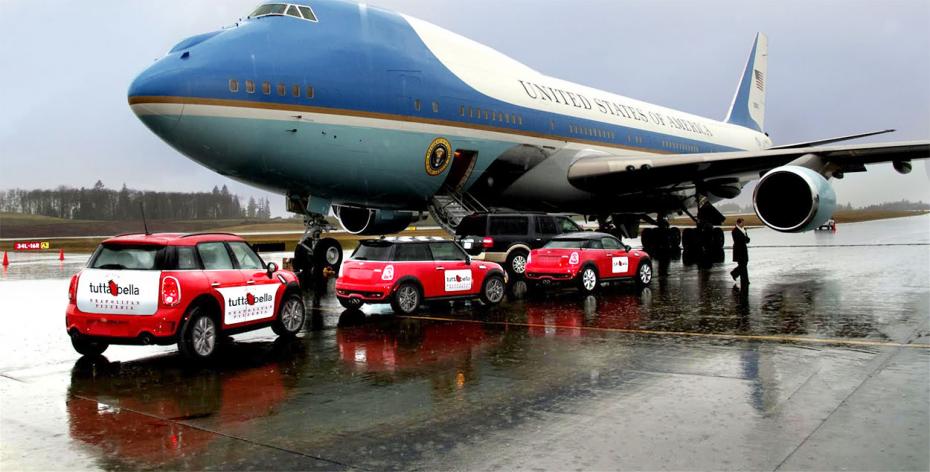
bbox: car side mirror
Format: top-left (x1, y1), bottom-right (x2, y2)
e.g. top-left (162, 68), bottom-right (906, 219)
top-left (625, 245), bottom-right (632, 252)
top-left (465, 256), bottom-right (472, 265)
top-left (266, 261), bottom-right (278, 278)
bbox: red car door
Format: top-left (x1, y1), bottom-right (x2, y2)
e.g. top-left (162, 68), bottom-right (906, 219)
top-left (428, 242), bottom-right (476, 297)
top-left (600, 236), bottom-right (631, 278)
top-left (228, 241), bottom-right (280, 327)
top-left (196, 242), bottom-right (246, 327)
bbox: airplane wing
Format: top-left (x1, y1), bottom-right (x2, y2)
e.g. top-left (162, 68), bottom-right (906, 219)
top-left (567, 140), bottom-right (930, 195)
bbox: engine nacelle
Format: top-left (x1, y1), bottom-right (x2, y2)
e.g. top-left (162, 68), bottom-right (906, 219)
top-left (753, 166), bottom-right (836, 233)
top-left (334, 206), bottom-right (416, 235)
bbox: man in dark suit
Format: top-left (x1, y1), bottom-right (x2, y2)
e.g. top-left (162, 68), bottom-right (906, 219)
top-left (730, 218), bottom-right (750, 286)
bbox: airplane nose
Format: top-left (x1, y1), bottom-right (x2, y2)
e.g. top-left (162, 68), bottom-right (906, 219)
top-left (128, 58), bottom-right (191, 135)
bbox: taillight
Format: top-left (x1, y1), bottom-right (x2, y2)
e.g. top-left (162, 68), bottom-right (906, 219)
top-left (68, 274), bottom-right (79, 302)
top-left (482, 237), bottom-right (494, 249)
top-left (161, 276), bottom-right (181, 307)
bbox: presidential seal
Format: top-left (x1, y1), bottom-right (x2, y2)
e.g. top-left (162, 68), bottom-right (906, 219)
top-left (425, 137), bottom-right (452, 176)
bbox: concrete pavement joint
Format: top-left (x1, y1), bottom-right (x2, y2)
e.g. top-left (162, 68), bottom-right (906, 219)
top-left (399, 315), bottom-right (930, 350)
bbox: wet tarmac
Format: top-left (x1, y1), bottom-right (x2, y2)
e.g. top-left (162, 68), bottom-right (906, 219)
top-left (1, 216), bottom-right (928, 470)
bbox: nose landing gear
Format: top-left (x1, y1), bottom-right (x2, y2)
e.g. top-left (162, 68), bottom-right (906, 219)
top-left (291, 209), bottom-right (343, 293)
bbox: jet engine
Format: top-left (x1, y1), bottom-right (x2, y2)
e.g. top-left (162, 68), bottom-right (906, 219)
top-left (333, 206), bottom-right (417, 235)
top-left (753, 166), bottom-right (836, 233)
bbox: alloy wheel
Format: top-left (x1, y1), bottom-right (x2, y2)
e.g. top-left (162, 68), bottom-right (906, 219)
top-left (192, 316), bottom-right (216, 357)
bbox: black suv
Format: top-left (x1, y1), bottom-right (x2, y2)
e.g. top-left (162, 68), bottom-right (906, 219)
top-left (455, 213), bottom-right (582, 278)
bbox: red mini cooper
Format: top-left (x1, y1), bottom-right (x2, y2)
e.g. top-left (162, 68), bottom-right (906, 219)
top-left (66, 233), bottom-right (305, 360)
top-left (336, 238), bottom-right (507, 314)
top-left (525, 232), bottom-right (653, 294)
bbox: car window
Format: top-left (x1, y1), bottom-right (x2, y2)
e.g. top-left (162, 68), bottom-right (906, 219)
top-left (586, 240), bottom-right (603, 250)
top-left (557, 217), bottom-right (582, 233)
top-left (455, 215), bottom-right (486, 236)
top-left (429, 242), bottom-right (467, 261)
top-left (394, 243), bottom-right (431, 261)
top-left (228, 242), bottom-right (264, 270)
top-left (90, 245), bottom-right (161, 270)
top-left (490, 216), bottom-right (528, 236)
top-left (352, 242), bottom-right (393, 261)
top-left (535, 216), bottom-right (558, 235)
top-left (544, 239), bottom-right (586, 249)
top-left (198, 242), bottom-right (235, 270)
top-left (601, 237), bottom-right (622, 250)
top-left (176, 246), bottom-right (200, 270)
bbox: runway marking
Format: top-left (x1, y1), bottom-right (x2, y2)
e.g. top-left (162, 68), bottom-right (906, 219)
top-left (399, 315), bottom-right (930, 350)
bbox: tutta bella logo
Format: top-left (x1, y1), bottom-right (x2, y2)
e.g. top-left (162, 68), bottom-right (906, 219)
top-left (88, 280), bottom-right (140, 297)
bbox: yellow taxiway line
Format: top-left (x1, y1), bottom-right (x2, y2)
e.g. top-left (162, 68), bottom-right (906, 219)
top-left (399, 315), bottom-right (930, 350)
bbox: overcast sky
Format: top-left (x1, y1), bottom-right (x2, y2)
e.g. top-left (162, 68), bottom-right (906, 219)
top-left (1, 0), bottom-right (928, 216)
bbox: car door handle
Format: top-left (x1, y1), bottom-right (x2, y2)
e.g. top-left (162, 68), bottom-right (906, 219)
top-left (606, 253), bottom-right (613, 257)
top-left (246, 280), bottom-right (255, 285)
top-left (211, 282), bottom-right (221, 288)
top-left (436, 266), bottom-right (445, 270)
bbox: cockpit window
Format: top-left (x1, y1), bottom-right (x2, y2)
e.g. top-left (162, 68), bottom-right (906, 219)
top-left (298, 6), bottom-right (317, 21)
top-left (250, 4), bottom-right (286, 17)
top-left (249, 3), bottom-right (318, 22)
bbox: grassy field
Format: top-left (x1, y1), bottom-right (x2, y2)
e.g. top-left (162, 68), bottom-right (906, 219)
top-left (1, 210), bottom-right (925, 254)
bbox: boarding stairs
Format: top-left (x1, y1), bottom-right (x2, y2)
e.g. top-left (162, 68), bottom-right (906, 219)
top-left (428, 187), bottom-right (488, 234)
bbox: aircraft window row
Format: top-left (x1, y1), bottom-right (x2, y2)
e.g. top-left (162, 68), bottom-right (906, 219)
top-left (249, 3), bottom-right (318, 22)
top-left (661, 140), bottom-right (699, 153)
top-left (627, 135), bottom-right (644, 145)
top-left (461, 106), bottom-right (524, 126)
top-left (569, 124), bottom-right (615, 140)
top-left (228, 79), bottom-right (315, 99)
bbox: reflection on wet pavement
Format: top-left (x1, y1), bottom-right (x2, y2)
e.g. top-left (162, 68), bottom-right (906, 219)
top-left (1, 216), bottom-right (928, 470)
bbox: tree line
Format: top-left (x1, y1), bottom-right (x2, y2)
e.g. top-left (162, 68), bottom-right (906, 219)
top-left (0, 181), bottom-right (273, 220)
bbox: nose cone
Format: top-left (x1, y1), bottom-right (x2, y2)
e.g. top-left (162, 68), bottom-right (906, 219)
top-left (128, 57), bottom-right (191, 136)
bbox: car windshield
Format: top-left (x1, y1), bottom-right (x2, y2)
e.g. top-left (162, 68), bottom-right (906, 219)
top-left (544, 239), bottom-right (588, 249)
top-left (90, 244), bottom-right (161, 270)
top-left (352, 242), bottom-right (392, 261)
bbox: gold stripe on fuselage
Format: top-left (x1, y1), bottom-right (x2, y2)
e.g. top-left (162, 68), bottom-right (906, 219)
top-left (128, 95), bottom-right (676, 155)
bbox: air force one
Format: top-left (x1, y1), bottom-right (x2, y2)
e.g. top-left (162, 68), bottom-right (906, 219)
top-left (129, 0), bottom-right (928, 273)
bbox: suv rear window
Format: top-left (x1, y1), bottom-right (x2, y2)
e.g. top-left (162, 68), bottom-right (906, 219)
top-left (353, 242), bottom-right (393, 261)
top-left (455, 215), bottom-right (486, 236)
top-left (90, 244), bottom-right (163, 270)
top-left (490, 216), bottom-right (528, 236)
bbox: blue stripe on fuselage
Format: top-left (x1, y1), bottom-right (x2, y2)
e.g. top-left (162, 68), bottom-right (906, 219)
top-left (130, 0), bottom-right (742, 158)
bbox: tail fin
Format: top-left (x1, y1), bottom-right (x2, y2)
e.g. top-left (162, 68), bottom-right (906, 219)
top-left (725, 33), bottom-right (768, 132)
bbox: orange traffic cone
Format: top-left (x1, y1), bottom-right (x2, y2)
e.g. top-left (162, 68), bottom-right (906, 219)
top-left (59, 249), bottom-right (65, 261)
top-left (2, 251), bottom-right (8, 267)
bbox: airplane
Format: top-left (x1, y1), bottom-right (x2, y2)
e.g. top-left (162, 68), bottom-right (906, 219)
top-left (127, 0), bottom-right (929, 281)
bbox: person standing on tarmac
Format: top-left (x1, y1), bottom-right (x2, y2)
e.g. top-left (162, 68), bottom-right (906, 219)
top-left (730, 218), bottom-right (750, 286)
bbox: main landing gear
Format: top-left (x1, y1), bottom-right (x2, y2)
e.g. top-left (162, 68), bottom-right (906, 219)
top-left (680, 201), bottom-right (726, 266)
top-left (292, 212), bottom-right (343, 292)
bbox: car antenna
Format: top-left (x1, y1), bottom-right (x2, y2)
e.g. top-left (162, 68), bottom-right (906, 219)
top-left (140, 202), bottom-right (151, 235)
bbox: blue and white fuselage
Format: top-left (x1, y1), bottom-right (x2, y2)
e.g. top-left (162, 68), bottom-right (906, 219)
top-left (129, 0), bottom-right (771, 218)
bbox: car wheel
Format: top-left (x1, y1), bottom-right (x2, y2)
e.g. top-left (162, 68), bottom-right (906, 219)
top-left (480, 274), bottom-right (506, 306)
top-left (338, 297), bottom-right (364, 310)
top-left (272, 293), bottom-right (305, 337)
top-left (390, 282), bottom-right (421, 315)
top-left (636, 261), bottom-right (653, 287)
top-left (179, 305), bottom-right (219, 361)
top-left (506, 249), bottom-right (529, 279)
top-left (577, 266), bottom-right (599, 294)
top-left (70, 336), bottom-right (108, 357)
